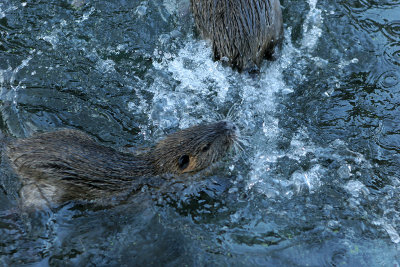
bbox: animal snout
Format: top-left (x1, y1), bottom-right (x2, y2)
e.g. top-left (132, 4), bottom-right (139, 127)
top-left (222, 121), bottom-right (239, 135)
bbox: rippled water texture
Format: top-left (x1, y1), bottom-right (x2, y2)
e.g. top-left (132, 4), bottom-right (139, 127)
top-left (1, 0), bottom-right (400, 265)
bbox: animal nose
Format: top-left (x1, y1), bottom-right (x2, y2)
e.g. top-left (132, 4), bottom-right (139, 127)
top-left (223, 121), bottom-right (238, 132)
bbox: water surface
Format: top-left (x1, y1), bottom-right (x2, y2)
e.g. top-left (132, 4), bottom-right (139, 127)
top-left (1, 0), bottom-right (400, 265)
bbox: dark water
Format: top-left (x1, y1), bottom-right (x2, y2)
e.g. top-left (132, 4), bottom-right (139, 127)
top-left (1, 0), bottom-right (400, 266)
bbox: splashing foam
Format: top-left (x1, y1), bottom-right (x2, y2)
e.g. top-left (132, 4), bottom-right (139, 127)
top-left (0, 56), bottom-right (32, 110)
top-left (302, 0), bottom-right (323, 50)
top-left (0, 56), bottom-right (32, 136)
top-left (128, 1), bottom-right (393, 231)
top-left (373, 219), bottom-right (400, 244)
top-left (143, 39), bottom-right (234, 133)
top-left (0, 3), bottom-right (18, 19)
top-left (154, 40), bottom-right (230, 102)
top-left (131, 0), bottom-right (328, 199)
top-left (96, 59), bottom-right (116, 73)
top-left (245, 0), bottom-right (325, 196)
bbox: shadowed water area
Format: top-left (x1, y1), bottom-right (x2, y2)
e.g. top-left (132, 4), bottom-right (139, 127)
top-left (1, 0), bottom-right (400, 266)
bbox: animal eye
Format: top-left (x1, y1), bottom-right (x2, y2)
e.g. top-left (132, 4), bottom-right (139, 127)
top-left (202, 143), bottom-right (211, 152)
top-left (178, 155), bottom-right (190, 170)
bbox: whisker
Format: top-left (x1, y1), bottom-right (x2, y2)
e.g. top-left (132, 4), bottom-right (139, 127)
top-left (227, 102), bottom-right (240, 120)
top-left (232, 144), bottom-right (238, 155)
top-left (235, 142), bottom-right (245, 152)
top-left (235, 142), bottom-right (243, 152)
top-left (237, 139), bottom-right (250, 148)
top-left (239, 151), bottom-right (249, 161)
top-left (232, 144), bottom-right (249, 162)
top-left (237, 135), bottom-right (250, 141)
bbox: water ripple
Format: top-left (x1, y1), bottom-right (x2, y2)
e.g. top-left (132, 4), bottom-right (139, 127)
top-left (358, 18), bottom-right (381, 32)
top-left (382, 20), bottom-right (400, 42)
top-left (383, 42), bottom-right (400, 66)
top-left (369, 0), bottom-right (400, 6)
top-left (378, 70), bottom-right (400, 89)
top-left (341, 0), bottom-right (370, 13)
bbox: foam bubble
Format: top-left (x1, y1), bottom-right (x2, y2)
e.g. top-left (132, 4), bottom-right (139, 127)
top-left (96, 59), bottom-right (116, 73)
top-left (292, 165), bottom-right (323, 193)
top-left (244, 0), bottom-right (336, 199)
top-left (0, 3), bottom-right (18, 19)
top-left (373, 219), bottom-right (400, 244)
top-left (301, 0), bottom-right (323, 50)
top-left (39, 32), bottom-right (60, 48)
top-left (344, 180), bottom-right (368, 198)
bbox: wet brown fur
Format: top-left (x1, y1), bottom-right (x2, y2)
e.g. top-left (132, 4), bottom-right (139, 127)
top-left (191, 0), bottom-right (284, 71)
top-left (6, 121), bottom-right (238, 209)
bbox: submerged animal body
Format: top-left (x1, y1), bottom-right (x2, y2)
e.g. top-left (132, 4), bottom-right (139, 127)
top-left (191, 0), bottom-right (284, 71)
top-left (6, 121), bottom-right (238, 209)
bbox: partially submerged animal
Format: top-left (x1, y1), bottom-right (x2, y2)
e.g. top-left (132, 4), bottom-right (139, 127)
top-left (6, 121), bottom-right (239, 210)
top-left (191, 0), bottom-right (284, 72)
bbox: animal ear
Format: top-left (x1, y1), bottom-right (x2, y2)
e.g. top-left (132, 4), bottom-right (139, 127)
top-left (178, 155), bottom-right (190, 170)
top-left (202, 143), bottom-right (211, 152)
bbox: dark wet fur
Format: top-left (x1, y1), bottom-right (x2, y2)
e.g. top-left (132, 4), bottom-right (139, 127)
top-left (191, 0), bottom-right (284, 71)
top-left (6, 121), bottom-right (238, 209)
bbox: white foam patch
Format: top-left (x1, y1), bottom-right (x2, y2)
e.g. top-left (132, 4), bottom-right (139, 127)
top-left (0, 56), bottom-right (32, 105)
top-left (142, 39), bottom-right (235, 134)
top-left (96, 59), bottom-right (116, 73)
top-left (155, 40), bottom-right (231, 102)
top-left (246, 128), bottom-right (324, 197)
top-left (244, 0), bottom-right (326, 197)
top-left (291, 165), bottom-right (324, 193)
top-left (0, 3), bottom-right (18, 19)
top-left (373, 219), bottom-right (400, 244)
top-left (0, 56), bottom-right (33, 136)
top-left (302, 0), bottom-right (323, 50)
top-left (344, 180), bottom-right (368, 198)
top-left (39, 31), bottom-right (60, 49)
top-left (76, 7), bottom-right (95, 23)
top-left (135, 4), bottom-right (148, 17)
top-left (163, 0), bottom-right (190, 18)
top-left (144, 29), bottom-right (296, 134)
top-left (132, 0), bottom-right (328, 197)
top-left (241, 65), bottom-right (285, 111)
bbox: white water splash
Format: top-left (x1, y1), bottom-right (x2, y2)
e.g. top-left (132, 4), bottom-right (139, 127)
top-left (96, 59), bottom-right (116, 73)
top-left (302, 0), bottom-right (323, 50)
top-left (0, 3), bottom-right (18, 19)
top-left (76, 7), bottom-right (95, 23)
top-left (39, 31), bottom-right (60, 49)
top-left (344, 180), bottom-right (369, 198)
top-left (0, 56), bottom-right (32, 106)
top-left (292, 165), bottom-right (323, 193)
top-left (130, 38), bottom-right (236, 136)
top-left (373, 219), bottom-right (400, 244)
top-left (0, 56), bottom-right (33, 136)
top-left (129, 0), bottom-right (327, 197)
top-left (135, 4), bottom-right (148, 17)
top-left (163, 0), bottom-right (190, 15)
top-left (154, 40), bottom-right (231, 103)
top-left (245, 0), bottom-right (326, 197)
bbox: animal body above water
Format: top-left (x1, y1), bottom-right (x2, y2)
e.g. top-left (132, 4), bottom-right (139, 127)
top-left (6, 121), bottom-right (239, 210)
top-left (191, 0), bottom-right (284, 72)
